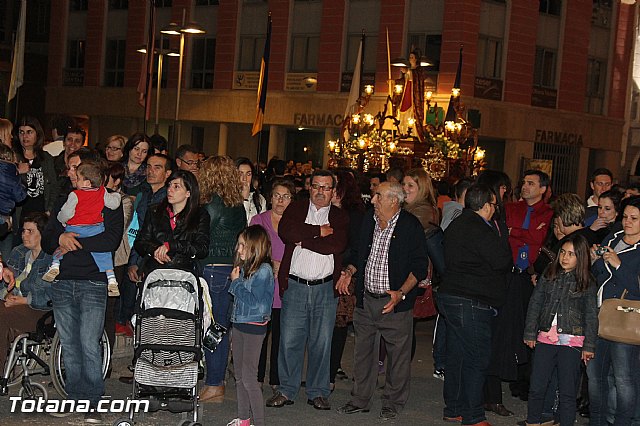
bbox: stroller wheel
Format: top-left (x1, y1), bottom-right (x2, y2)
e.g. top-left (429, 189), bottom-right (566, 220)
top-left (113, 417), bottom-right (134, 426)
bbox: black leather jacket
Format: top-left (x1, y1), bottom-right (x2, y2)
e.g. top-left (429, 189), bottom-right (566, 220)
top-left (134, 204), bottom-right (210, 276)
top-left (524, 271), bottom-right (598, 352)
top-left (202, 193), bottom-right (246, 264)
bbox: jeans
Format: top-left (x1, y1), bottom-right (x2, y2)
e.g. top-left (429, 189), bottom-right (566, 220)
top-left (50, 279), bottom-right (107, 405)
top-left (433, 313), bottom-right (446, 371)
top-left (278, 279), bottom-right (337, 400)
top-left (58, 224), bottom-right (114, 272)
top-left (203, 264), bottom-right (233, 386)
top-left (114, 265), bottom-right (136, 324)
top-left (588, 338), bottom-right (640, 426)
top-left (438, 293), bottom-right (494, 425)
top-left (527, 343), bottom-right (581, 426)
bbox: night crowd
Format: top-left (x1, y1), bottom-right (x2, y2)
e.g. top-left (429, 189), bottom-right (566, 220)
top-left (0, 115), bottom-right (640, 426)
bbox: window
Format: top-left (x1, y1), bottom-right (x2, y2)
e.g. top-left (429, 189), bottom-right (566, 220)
top-left (290, 35), bottom-right (319, 72)
top-left (104, 39), bottom-right (126, 87)
top-left (192, 38), bottom-right (216, 89)
top-left (476, 36), bottom-right (502, 79)
top-left (67, 40), bottom-right (85, 69)
top-left (344, 34), bottom-right (378, 73)
top-left (108, 0), bottom-right (128, 9)
top-left (585, 57), bottom-right (606, 114)
top-left (155, 0), bottom-right (172, 7)
top-left (239, 36), bottom-right (266, 71)
top-left (539, 0), bottom-right (561, 16)
top-left (407, 34), bottom-right (441, 72)
top-left (195, 0), bottom-right (219, 5)
top-left (533, 47), bottom-right (557, 88)
top-left (69, 0), bottom-right (88, 11)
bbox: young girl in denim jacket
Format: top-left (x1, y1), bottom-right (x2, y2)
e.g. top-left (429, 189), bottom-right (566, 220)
top-left (523, 233), bottom-right (598, 426)
top-left (227, 225), bottom-right (274, 426)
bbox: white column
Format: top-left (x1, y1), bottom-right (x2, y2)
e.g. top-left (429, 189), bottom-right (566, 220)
top-left (218, 123), bottom-right (228, 156)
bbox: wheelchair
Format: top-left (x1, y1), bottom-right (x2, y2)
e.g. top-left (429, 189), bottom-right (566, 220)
top-left (1, 311), bottom-right (111, 400)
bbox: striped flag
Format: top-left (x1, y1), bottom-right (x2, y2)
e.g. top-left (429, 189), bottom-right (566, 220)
top-left (252, 13), bottom-right (272, 136)
top-left (8, 0), bottom-right (26, 102)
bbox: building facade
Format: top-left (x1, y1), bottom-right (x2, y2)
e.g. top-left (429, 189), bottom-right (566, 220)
top-left (44, 0), bottom-right (636, 196)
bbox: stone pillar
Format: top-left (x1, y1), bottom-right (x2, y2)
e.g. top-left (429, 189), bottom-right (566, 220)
top-left (218, 123), bottom-right (228, 156)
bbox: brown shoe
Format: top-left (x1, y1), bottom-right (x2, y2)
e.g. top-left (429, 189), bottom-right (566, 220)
top-left (307, 396), bottom-right (330, 410)
top-left (266, 391), bottom-right (294, 408)
top-left (199, 385), bottom-right (225, 403)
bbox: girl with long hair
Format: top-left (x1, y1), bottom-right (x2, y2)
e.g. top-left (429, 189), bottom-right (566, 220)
top-left (523, 233), bottom-right (597, 426)
top-left (133, 170), bottom-right (209, 276)
top-left (227, 225), bottom-right (274, 426)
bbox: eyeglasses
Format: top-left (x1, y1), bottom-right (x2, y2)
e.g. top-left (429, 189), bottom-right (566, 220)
top-left (106, 146), bottom-right (122, 152)
top-left (488, 202), bottom-right (498, 208)
top-left (311, 184), bottom-right (334, 192)
top-left (273, 193), bottom-right (292, 201)
top-left (179, 158), bottom-right (200, 167)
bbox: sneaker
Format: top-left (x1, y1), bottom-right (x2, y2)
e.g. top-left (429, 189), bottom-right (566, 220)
top-left (107, 278), bottom-right (120, 297)
top-left (42, 266), bottom-right (60, 282)
top-left (433, 369), bottom-right (445, 380)
top-left (226, 419), bottom-right (254, 426)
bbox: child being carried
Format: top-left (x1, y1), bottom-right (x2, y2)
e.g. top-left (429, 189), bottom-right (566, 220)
top-left (42, 161), bottom-right (121, 296)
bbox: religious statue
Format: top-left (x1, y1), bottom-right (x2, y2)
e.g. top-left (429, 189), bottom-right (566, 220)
top-left (397, 49), bottom-right (427, 142)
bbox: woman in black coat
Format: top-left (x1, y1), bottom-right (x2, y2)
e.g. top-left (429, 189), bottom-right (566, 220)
top-left (134, 170), bottom-right (210, 277)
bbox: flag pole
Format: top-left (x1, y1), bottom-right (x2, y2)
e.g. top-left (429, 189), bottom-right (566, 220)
top-left (143, 0), bottom-right (156, 134)
top-left (386, 28), bottom-right (392, 97)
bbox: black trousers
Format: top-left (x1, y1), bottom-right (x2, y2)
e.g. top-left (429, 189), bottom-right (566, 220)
top-left (257, 307), bottom-right (281, 385)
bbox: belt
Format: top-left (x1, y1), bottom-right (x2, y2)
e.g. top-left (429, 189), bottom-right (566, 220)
top-left (365, 289), bottom-right (390, 299)
top-left (289, 274), bottom-right (332, 286)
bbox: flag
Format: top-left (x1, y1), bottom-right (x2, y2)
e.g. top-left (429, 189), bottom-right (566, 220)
top-left (137, 1), bottom-right (156, 121)
top-left (344, 34), bottom-right (364, 118)
top-left (8, 0), bottom-right (26, 102)
top-left (252, 14), bottom-right (272, 136)
top-left (445, 47), bottom-right (463, 122)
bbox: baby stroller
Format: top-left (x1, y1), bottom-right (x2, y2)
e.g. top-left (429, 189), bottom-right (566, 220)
top-left (115, 269), bottom-right (205, 426)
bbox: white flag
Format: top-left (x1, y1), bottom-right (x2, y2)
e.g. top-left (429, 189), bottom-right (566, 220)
top-left (8, 0), bottom-right (27, 102)
top-left (344, 39), bottom-right (363, 118)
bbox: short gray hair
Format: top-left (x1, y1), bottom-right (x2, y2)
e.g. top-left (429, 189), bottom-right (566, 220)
top-left (386, 182), bottom-right (405, 204)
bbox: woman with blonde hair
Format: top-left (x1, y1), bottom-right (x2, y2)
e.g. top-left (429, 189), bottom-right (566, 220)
top-left (403, 168), bottom-right (439, 232)
top-left (102, 134), bottom-right (126, 162)
top-left (0, 118), bottom-right (12, 147)
top-left (198, 156), bottom-right (247, 403)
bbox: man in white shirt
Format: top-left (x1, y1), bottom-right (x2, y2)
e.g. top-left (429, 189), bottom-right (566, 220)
top-left (267, 170), bottom-right (349, 411)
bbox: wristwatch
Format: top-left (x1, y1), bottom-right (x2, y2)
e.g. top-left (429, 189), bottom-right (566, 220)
top-left (399, 289), bottom-right (406, 300)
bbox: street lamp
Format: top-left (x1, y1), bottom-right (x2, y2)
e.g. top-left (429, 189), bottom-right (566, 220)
top-left (137, 39), bottom-right (180, 135)
top-left (161, 14), bottom-right (206, 147)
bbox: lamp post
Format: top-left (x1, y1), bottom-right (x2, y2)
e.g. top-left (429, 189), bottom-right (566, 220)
top-left (137, 38), bottom-right (180, 135)
top-left (161, 13), bottom-right (205, 148)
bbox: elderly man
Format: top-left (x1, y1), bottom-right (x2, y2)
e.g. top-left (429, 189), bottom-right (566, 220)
top-left (266, 170), bottom-right (349, 411)
top-left (336, 182), bottom-right (428, 420)
top-left (438, 184), bottom-right (513, 426)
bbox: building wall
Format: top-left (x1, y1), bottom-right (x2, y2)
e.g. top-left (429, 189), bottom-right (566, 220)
top-left (44, 0), bottom-right (635, 191)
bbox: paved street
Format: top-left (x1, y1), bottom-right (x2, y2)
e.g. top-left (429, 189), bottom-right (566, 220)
top-left (0, 318), bottom-right (588, 426)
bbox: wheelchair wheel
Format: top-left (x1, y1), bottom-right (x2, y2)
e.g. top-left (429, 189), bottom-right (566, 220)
top-left (6, 342), bottom-right (44, 387)
top-left (19, 381), bottom-right (48, 400)
top-left (50, 330), bottom-right (111, 398)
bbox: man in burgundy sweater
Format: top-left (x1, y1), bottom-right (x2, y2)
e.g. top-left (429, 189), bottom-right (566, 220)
top-left (266, 170), bottom-right (349, 411)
